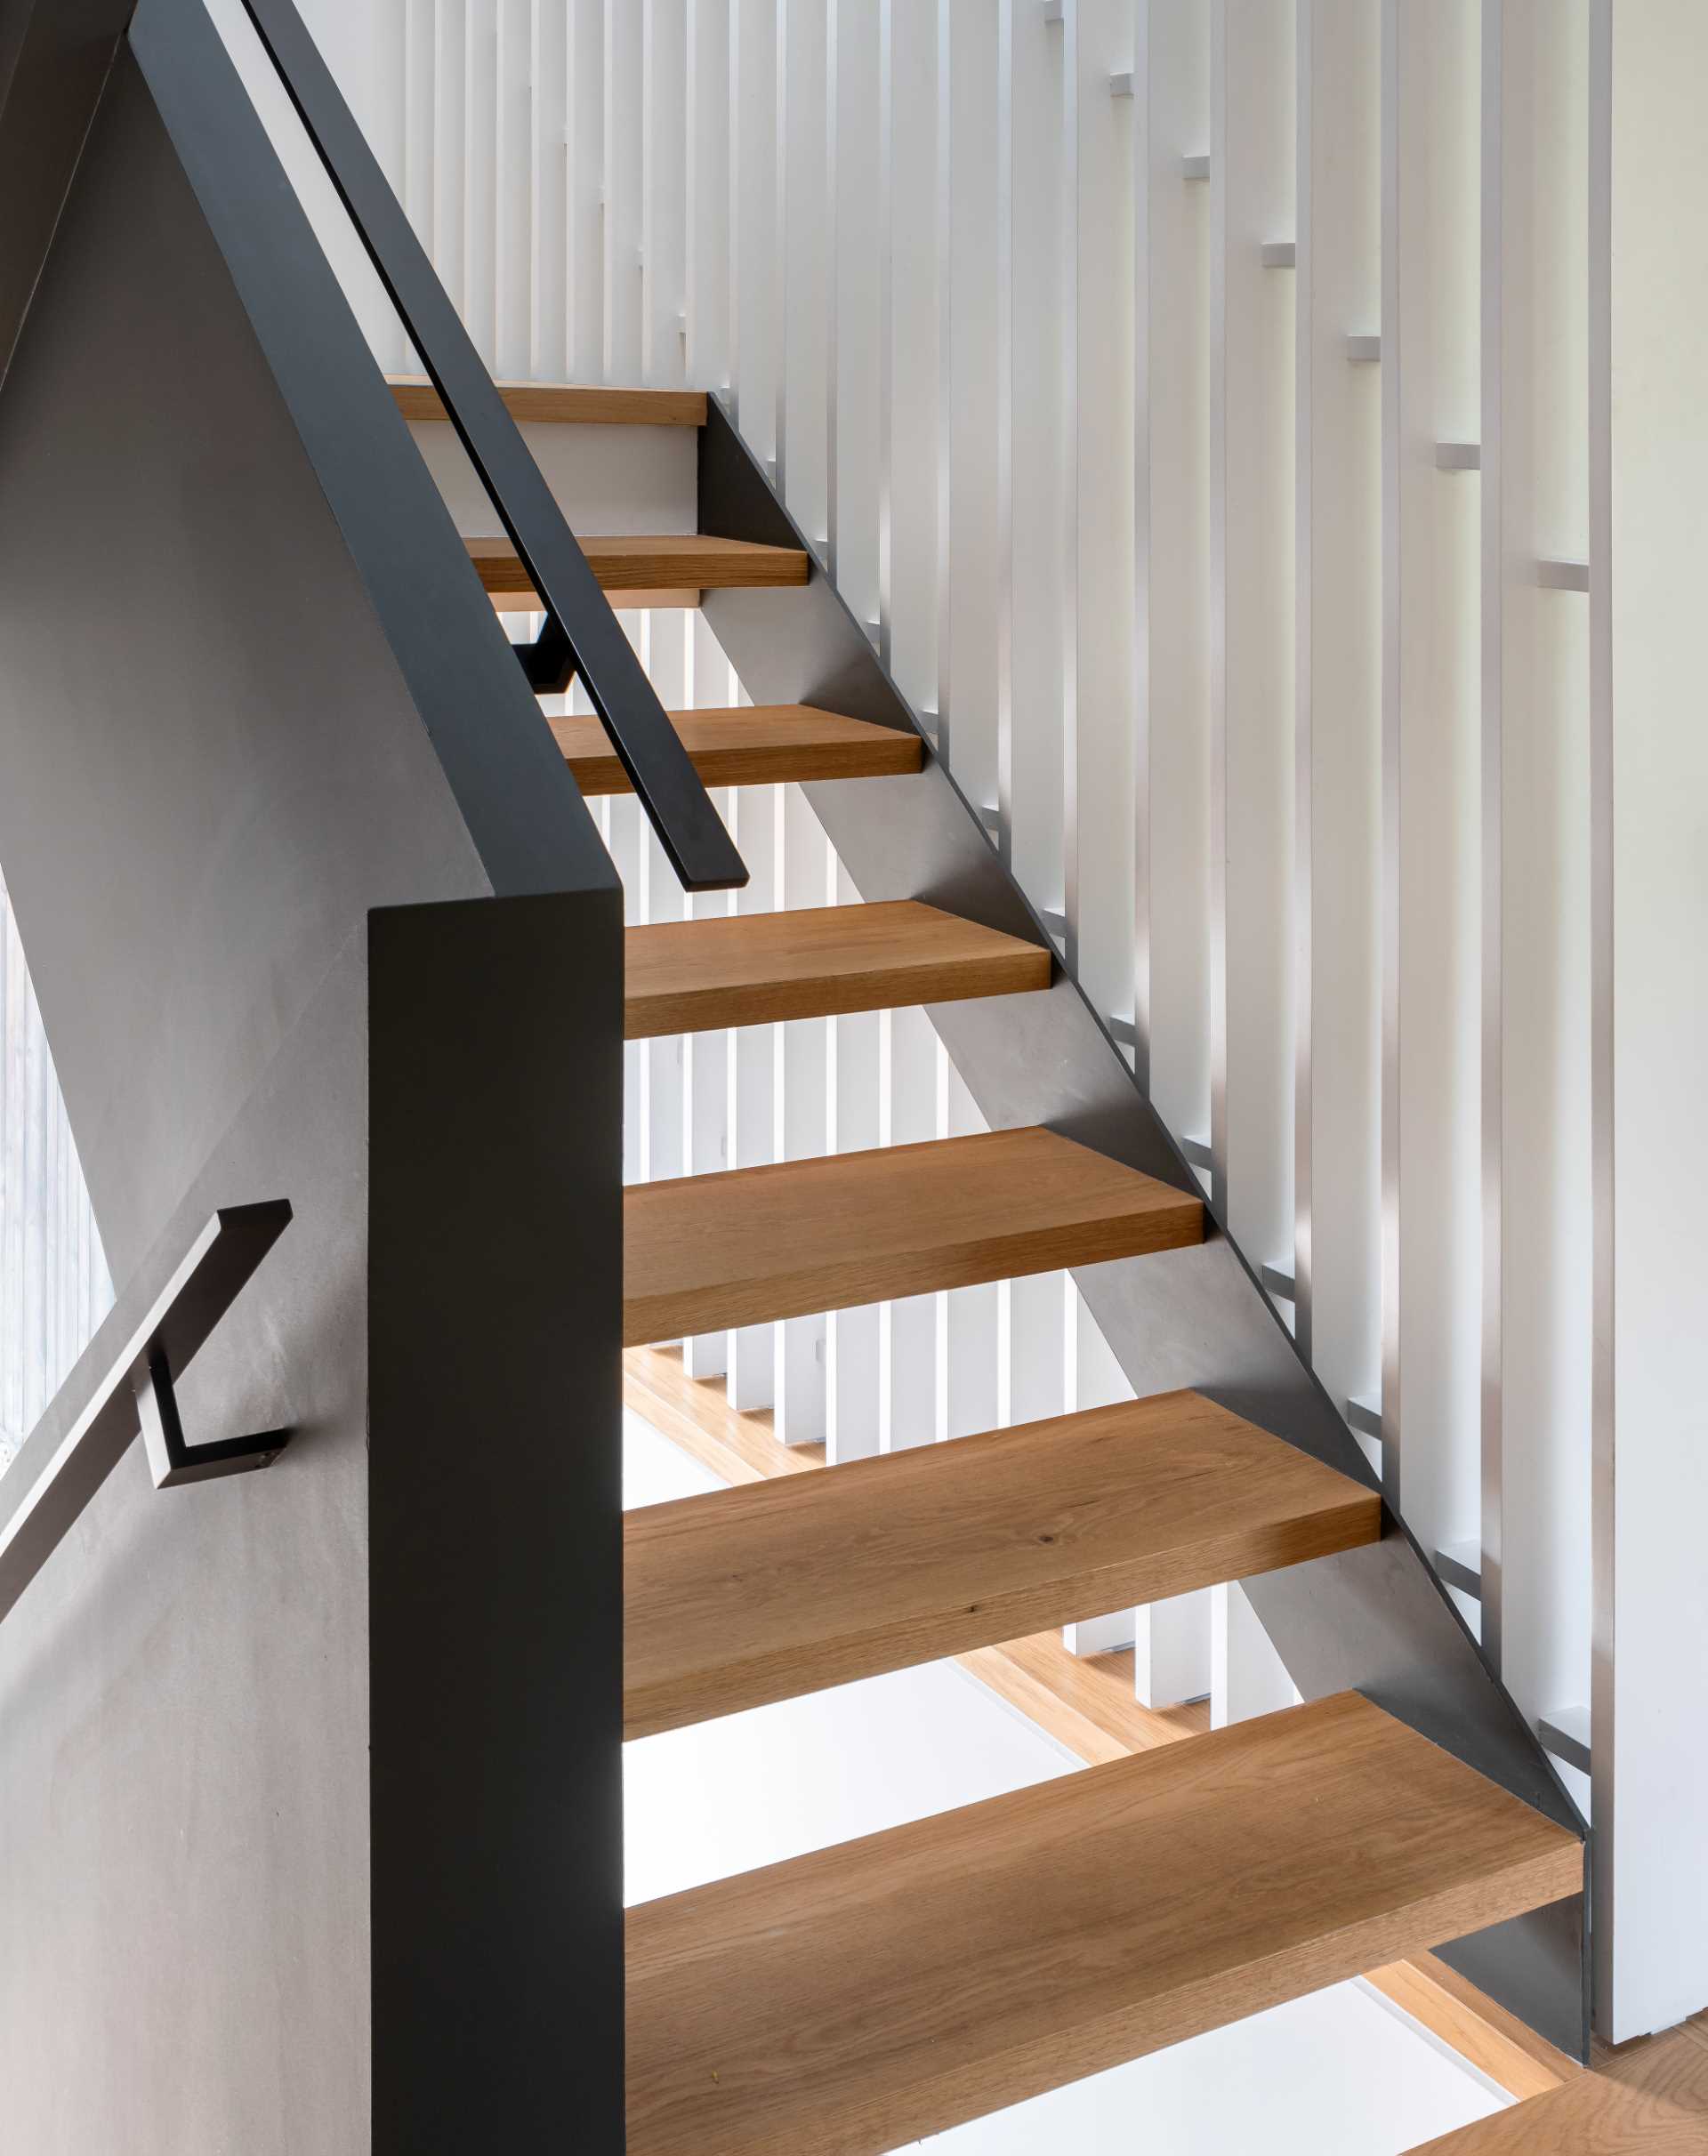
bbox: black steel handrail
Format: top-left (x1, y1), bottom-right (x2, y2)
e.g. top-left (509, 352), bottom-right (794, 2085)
top-left (232, 0), bottom-right (746, 895)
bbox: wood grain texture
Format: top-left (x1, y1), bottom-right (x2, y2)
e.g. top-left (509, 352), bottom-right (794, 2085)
top-left (623, 1127), bottom-right (1204, 1346)
top-left (1410, 2012), bottom-right (1708, 2152)
top-left (552, 704), bottom-right (923, 794)
top-left (625, 1692), bottom-right (1584, 2155)
top-left (467, 532), bottom-right (809, 602)
top-left (390, 376), bottom-right (706, 425)
top-left (624, 1391), bottom-right (1379, 1737)
top-left (623, 1344), bottom-right (1574, 2095)
top-left (624, 900), bottom-right (1051, 1039)
top-left (1367, 1951), bottom-right (1582, 2102)
top-left (620, 1348), bottom-right (1202, 1755)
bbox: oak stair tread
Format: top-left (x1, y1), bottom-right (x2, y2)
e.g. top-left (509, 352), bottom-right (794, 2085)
top-left (390, 375), bottom-right (706, 425)
top-left (623, 1125), bottom-right (1204, 1346)
top-left (624, 899), bottom-right (1051, 1039)
top-left (624, 1690), bottom-right (1585, 2156)
top-left (551, 704), bottom-right (923, 794)
top-left (467, 532), bottom-right (809, 603)
top-left (1412, 2018), bottom-right (1708, 2152)
top-left (623, 1389), bottom-right (1382, 1738)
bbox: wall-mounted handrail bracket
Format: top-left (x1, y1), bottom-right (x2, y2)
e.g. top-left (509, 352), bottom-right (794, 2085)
top-left (0, 1200), bottom-right (294, 1625)
top-left (136, 1344), bottom-right (290, 1490)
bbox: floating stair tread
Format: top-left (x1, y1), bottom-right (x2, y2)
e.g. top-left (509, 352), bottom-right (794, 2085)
top-left (624, 900), bottom-right (1052, 1038)
top-left (552, 704), bottom-right (924, 794)
top-left (390, 375), bottom-right (705, 426)
top-left (624, 1389), bottom-right (1381, 1737)
top-left (625, 1691), bottom-right (1584, 2156)
top-left (467, 532), bottom-right (809, 600)
top-left (623, 1126), bottom-right (1204, 1346)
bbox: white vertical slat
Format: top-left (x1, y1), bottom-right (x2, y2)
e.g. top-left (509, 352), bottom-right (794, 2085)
top-left (1593, 0), bottom-right (1708, 2036)
top-left (640, 618), bottom-right (690, 1211)
top-left (773, 787), bottom-right (832, 1445)
top-left (403, 0), bottom-right (437, 253)
top-left (767, 7), bottom-right (833, 1448)
top-left (941, 1059), bottom-right (998, 1443)
top-left (1478, 0), bottom-right (1508, 1673)
top-left (822, 1), bottom-right (884, 1463)
top-left (433, 0), bottom-right (469, 318)
top-left (1134, 1588), bottom-right (1213, 1710)
top-left (1068, 0), bottom-right (1138, 1037)
top-left (681, 618), bottom-right (737, 1380)
top-left (568, 0), bottom-right (605, 380)
top-left (931, 0), bottom-right (953, 759)
top-left (939, 1), bottom-right (1002, 825)
top-left (1061, 1291), bottom-right (1138, 1654)
top-left (0, 871), bottom-right (112, 1476)
top-left (1211, 1580), bottom-right (1301, 1725)
top-left (872, 5), bottom-right (940, 1466)
top-left (528, 0), bottom-right (568, 380)
top-left (1055, 0), bottom-right (1080, 971)
top-left (1295, 0), bottom-right (1381, 1399)
top-left (642, 0), bottom-right (688, 390)
top-left (1145, 0), bottom-right (1213, 1153)
top-left (725, 777), bottom-right (779, 1412)
top-left (494, 0), bottom-right (531, 377)
top-left (1130, 42), bottom-right (1224, 1707)
top-left (828, 0), bottom-right (882, 632)
top-left (1482, 0), bottom-right (1594, 1743)
top-left (1006, 0), bottom-right (1067, 914)
top-left (685, 0), bottom-right (731, 391)
top-left (881, 1008), bottom-right (940, 1452)
top-left (1383, 0), bottom-right (1483, 1556)
top-left (729, 0), bottom-right (778, 450)
top-left (463, 0), bottom-right (498, 366)
top-left (882, 0), bottom-right (941, 710)
top-left (826, 865), bottom-right (882, 1466)
top-left (1210, 0), bottom-right (1296, 1265)
top-left (775, 0), bottom-right (830, 543)
top-left (604, 0), bottom-right (644, 382)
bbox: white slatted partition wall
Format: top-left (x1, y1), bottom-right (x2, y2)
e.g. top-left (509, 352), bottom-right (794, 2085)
top-left (0, 874), bottom-right (113, 1477)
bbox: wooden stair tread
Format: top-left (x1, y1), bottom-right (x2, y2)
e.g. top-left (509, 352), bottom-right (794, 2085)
top-left (552, 704), bottom-right (923, 793)
top-left (624, 899), bottom-right (1051, 1038)
top-left (390, 375), bottom-right (705, 426)
top-left (623, 1126), bottom-right (1204, 1346)
top-left (1412, 2020), bottom-right (1708, 2151)
top-left (467, 532), bottom-right (809, 602)
top-left (624, 1389), bottom-right (1381, 1737)
top-left (625, 1691), bottom-right (1584, 2156)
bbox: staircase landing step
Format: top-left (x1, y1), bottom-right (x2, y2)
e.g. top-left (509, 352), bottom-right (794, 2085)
top-left (552, 704), bottom-right (923, 794)
top-left (624, 900), bottom-right (1051, 1038)
top-left (625, 1691), bottom-right (1584, 2155)
top-left (623, 1126), bottom-right (1204, 1346)
top-left (624, 1390), bottom-right (1381, 1737)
